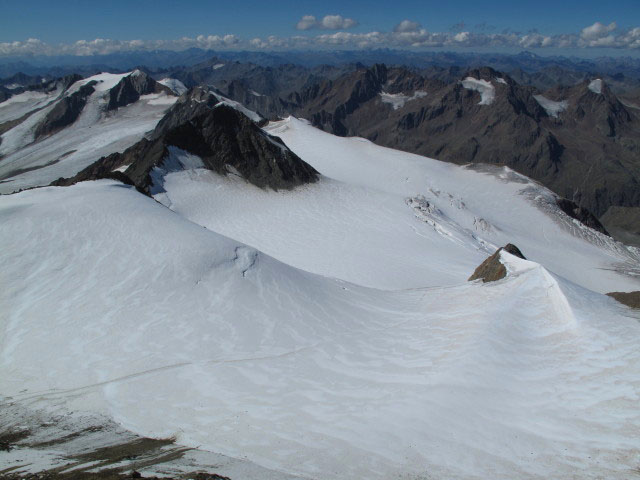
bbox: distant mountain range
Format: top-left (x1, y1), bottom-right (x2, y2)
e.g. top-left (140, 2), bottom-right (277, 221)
top-left (2, 48), bottom-right (640, 83)
top-left (1, 53), bottom-right (639, 245)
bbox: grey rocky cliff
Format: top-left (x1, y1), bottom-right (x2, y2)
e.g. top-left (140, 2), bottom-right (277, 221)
top-left (52, 88), bottom-right (318, 193)
top-left (34, 81), bottom-right (97, 139)
top-left (107, 70), bottom-right (173, 110)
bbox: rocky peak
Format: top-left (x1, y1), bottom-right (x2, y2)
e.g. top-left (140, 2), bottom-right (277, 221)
top-left (560, 78), bottom-right (633, 137)
top-left (34, 80), bottom-right (97, 139)
top-left (107, 70), bottom-right (174, 111)
top-left (52, 92), bottom-right (318, 193)
top-left (468, 244), bottom-right (526, 283)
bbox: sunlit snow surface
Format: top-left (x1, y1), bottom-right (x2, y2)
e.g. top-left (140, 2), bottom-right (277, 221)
top-left (0, 89), bottom-right (60, 124)
top-left (2, 117), bottom-right (640, 480)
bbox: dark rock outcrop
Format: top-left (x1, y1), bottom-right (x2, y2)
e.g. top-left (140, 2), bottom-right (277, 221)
top-left (556, 198), bottom-right (609, 235)
top-left (52, 89), bottom-right (318, 193)
top-left (600, 206), bottom-right (640, 247)
top-left (468, 244), bottom-right (526, 283)
top-left (606, 291), bottom-right (640, 309)
top-left (34, 81), bottom-right (97, 138)
top-left (107, 71), bottom-right (173, 110)
top-left (0, 86), bottom-right (11, 103)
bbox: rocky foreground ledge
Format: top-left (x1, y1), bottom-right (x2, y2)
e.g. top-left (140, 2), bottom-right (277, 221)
top-left (0, 399), bottom-right (300, 480)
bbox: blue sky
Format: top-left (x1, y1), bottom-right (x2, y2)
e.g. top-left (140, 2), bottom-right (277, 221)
top-left (1, 0), bottom-right (639, 55)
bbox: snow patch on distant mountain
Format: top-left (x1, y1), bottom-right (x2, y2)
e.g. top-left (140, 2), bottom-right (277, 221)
top-left (158, 78), bottom-right (188, 96)
top-left (379, 90), bottom-right (427, 110)
top-left (65, 72), bottom-right (131, 96)
top-left (212, 63), bottom-right (225, 70)
top-left (588, 78), bottom-right (603, 94)
top-left (142, 93), bottom-right (179, 106)
top-left (534, 95), bottom-right (568, 117)
top-left (461, 77), bottom-right (496, 105)
top-left (495, 77), bottom-right (508, 85)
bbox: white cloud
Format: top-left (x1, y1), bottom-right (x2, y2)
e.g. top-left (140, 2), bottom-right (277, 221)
top-left (393, 20), bottom-right (421, 33)
top-left (581, 21), bottom-right (617, 40)
top-left (453, 32), bottom-right (470, 43)
top-left (1, 21), bottom-right (640, 57)
top-left (296, 15), bottom-right (318, 31)
top-left (295, 14), bottom-right (357, 31)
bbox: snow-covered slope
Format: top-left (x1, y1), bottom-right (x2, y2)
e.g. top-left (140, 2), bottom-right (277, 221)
top-left (0, 71), bottom-right (176, 193)
top-left (158, 77), bottom-right (188, 96)
top-left (2, 181), bottom-right (640, 480)
top-left (534, 94), bottom-right (568, 117)
top-left (153, 116), bottom-right (639, 293)
top-left (0, 89), bottom-right (60, 124)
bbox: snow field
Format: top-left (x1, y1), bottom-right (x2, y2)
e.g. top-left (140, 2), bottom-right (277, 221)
top-left (1, 181), bottom-right (639, 480)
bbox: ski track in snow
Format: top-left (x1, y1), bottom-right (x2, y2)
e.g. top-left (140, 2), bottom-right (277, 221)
top-left (2, 112), bottom-right (640, 479)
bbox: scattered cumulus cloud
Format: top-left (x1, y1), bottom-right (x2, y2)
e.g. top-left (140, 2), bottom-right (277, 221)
top-left (453, 32), bottom-right (470, 43)
top-left (296, 15), bottom-right (318, 31)
top-left (393, 20), bottom-right (421, 33)
top-left (1, 21), bottom-right (639, 57)
top-left (0, 35), bottom-right (241, 57)
top-left (581, 21), bottom-right (617, 41)
top-left (296, 14), bottom-right (357, 31)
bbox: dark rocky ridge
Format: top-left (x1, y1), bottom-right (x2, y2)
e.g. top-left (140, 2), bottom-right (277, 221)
top-left (468, 244), bottom-right (526, 283)
top-left (107, 70), bottom-right (173, 110)
top-left (556, 198), bottom-right (608, 235)
top-left (52, 88), bottom-right (318, 193)
top-left (0, 86), bottom-right (11, 103)
top-left (34, 81), bottom-right (97, 139)
top-left (156, 57), bottom-right (351, 119)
